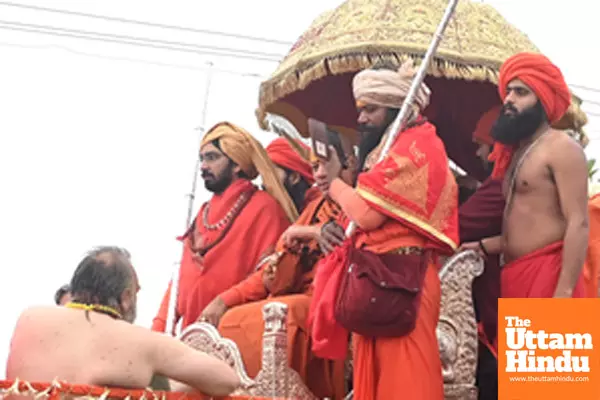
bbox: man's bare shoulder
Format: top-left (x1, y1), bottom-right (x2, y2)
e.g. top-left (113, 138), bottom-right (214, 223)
top-left (545, 129), bottom-right (585, 153)
top-left (542, 129), bottom-right (586, 166)
top-left (16, 306), bottom-right (58, 323)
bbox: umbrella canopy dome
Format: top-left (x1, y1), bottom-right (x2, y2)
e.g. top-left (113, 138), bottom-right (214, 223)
top-left (257, 0), bottom-right (588, 179)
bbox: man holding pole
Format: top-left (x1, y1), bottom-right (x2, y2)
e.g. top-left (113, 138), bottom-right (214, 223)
top-left (309, 60), bottom-right (459, 399)
top-left (151, 122), bottom-right (294, 333)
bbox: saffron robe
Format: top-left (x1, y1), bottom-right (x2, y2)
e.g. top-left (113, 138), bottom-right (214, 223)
top-left (310, 120), bottom-right (459, 400)
top-left (501, 241), bottom-right (585, 298)
top-left (583, 193), bottom-right (600, 297)
top-left (217, 195), bottom-right (346, 399)
top-left (151, 179), bottom-right (290, 333)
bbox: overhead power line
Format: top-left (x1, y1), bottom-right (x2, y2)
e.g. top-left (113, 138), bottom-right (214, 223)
top-left (0, 1), bottom-right (294, 46)
top-left (0, 40), bottom-right (268, 79)
top-left (0, 21), bottom-right (284, 62)
top-left (571, 83), bottom-right (600, 94)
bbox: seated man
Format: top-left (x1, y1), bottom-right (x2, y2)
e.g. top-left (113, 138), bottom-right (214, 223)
top-left (266, 137), bottom-right (319, 213)
top-left (205, 130), bottom-right (357, 400)
top-left (152, 122), bottom-right (294, 333)
top-left (6, 246), bottom-right (240, 397)
top-left (54, 284), bottom-right (71, 305)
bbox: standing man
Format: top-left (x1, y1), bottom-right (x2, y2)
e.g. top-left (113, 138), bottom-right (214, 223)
top-left (310, 60), bottom-right (459, 399)
top-left (461, 52), bottom-right (589, 299)
top-left (152, 122), bottom-right (295, 333)
top-left (458, 105), bottom-right (504, 400)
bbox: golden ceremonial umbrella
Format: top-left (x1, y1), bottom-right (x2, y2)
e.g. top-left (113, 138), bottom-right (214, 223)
top-left (257, 0), bottom-right (588, 180)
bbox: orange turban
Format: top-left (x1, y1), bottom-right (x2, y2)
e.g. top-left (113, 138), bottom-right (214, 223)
top-left (201, 122), bottom-right (298, 222)
top-left (473, 105), bottom-right (501, 145)
top-left (498, 52), bottom-right (571, 124)
top-left (266, 138), bottom-right (315, 185)
top-left (490, 53), bottom-right (572, 180)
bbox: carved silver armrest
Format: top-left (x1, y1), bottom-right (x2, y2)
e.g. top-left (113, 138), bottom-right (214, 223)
top-left (179, 301), bottom-right (317, 399)
top-left (179, 322), bottom-right (255, 391)
top-left (437, 250), bottom-right (484, 400)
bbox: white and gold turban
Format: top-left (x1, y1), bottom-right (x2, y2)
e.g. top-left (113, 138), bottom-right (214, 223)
top-left (201, 122), bottom-right (298, 222)
top-left (352, 59), bottom-right (431, 111)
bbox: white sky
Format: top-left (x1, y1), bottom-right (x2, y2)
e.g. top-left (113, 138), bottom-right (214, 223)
top-left (0, 0), bottom-right (598, 374)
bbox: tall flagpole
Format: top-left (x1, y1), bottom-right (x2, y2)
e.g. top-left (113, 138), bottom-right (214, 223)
top-left (345, 0), bottom-right (460, 238)
top-left (165, 61), bottom-right (214, 336)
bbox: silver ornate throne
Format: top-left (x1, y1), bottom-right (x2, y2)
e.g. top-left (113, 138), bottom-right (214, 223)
top-left (179, 250), bottom-right (484, 399)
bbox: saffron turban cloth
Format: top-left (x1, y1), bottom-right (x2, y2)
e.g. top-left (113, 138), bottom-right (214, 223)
top-left (352, 59), bottom-right (431, 111)
top-left (266, 138), bottom-right (315, 186)
top-left (201, 122), bottom-right (299, 222)
top-left (473, 105), bottom-right (501, 145)
top-left (498, 52), bottom-right (571, 124)
top-left (490, 53), bottom-right (572, 179)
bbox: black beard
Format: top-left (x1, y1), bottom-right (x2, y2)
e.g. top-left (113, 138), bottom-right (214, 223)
top-left (203, 163), bottom-right (234, 194)
top-left (284, 178), bottom-right (307, 213)
top-left (357, 124), bottom-right (387, 171)
top-left (491, 101), bottom-right (546, 145)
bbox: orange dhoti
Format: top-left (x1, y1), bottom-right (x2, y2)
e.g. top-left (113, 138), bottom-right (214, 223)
top-left (218, 294), bottom-right (345, 399)
top-left (501, 241), bottom-right (585, 298)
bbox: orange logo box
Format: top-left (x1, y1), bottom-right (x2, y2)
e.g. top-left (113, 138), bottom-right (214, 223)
top-left (498, 298), bottom-right (600, 399)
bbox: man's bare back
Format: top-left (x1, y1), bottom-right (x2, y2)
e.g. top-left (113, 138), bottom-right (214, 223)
top-left (502, 130), bottom-right (586, 262)
top-left (6, 306), bottom-right (239, 396)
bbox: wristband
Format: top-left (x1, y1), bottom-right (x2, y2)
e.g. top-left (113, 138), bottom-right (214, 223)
top-left (479, 240), bottom-right (489, 257)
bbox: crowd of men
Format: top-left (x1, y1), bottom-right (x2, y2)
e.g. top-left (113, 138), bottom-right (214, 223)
top-left (5, 51), bottom-right (597, 400)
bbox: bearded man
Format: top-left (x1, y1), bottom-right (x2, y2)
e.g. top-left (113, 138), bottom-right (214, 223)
top-left (152, 122), bottom-right (295, 333)
top-left (309, 60), bottom-right (459, 400)
top-left (460, 52), bottom-right (589, 299)
top-left (7, 247), bottom-right (240, 396)
top-left (266, 137), bottom-right (319, 213)
top-left (202, 130), bottom-right (356, 399)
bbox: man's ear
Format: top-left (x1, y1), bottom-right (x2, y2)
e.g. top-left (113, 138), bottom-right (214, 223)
top-left (232, 163), bottom-right (243, 177)
top-left (119, 288), bottom-right (134, 314)
top-left (288, 171), bottom-right (301, 186)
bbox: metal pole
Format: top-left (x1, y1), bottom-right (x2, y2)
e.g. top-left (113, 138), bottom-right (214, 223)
top-left (165, 61), bottom-right (214, 336)
top-left (345, 0), bottom-right (460, 238)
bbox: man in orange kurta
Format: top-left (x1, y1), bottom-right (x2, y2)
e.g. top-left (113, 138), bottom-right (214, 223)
top-left (211, 134), bottom-right (357, 399)
top-left (310, 60), bottom-right (459, 400)
top-left (151, 122), bottom-right (295, 333)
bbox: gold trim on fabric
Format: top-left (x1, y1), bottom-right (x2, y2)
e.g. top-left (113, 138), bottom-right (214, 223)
top-left (356, 186), bottom-right (457, 250)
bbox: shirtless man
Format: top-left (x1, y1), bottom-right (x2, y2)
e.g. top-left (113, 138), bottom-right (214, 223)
top-left (6, 246), bottom-right (240, 396)
top-left (460, 52), bottom-right (588, 299)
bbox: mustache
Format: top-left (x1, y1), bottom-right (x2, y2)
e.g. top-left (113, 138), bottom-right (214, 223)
top-left (201, 171), bottom-right (215, 179)
top-left (357, 123), bottom-right (383, 135)
top-left (502, 103), bottom-right (518, 115)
